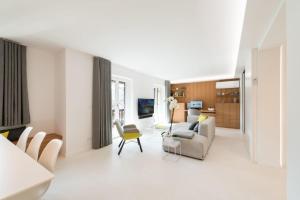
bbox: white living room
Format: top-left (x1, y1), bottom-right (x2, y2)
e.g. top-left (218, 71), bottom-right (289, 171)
top-left (1, 0), bottom-right (300, 200)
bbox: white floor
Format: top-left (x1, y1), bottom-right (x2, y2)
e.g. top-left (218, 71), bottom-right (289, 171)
top-left (44, 128), bottom-right (286, 200)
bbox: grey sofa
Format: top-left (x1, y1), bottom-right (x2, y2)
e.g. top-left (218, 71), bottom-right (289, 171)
top-left (163, 116), bottom-right (215, 160)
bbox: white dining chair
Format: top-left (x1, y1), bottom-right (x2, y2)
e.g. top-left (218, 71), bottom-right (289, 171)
top-left (16, 126), bottom-right (33, 152)
top-left (39, 139), bottom-right (63, 172)
top-left (26, 131), bottom-right (46, 160)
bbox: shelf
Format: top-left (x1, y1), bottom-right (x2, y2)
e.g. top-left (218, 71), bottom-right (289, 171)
top-left (174, 95), bottom-right (185, 98)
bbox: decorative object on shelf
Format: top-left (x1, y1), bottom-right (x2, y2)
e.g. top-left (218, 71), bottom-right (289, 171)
top-left (173, 87), bottom-right (185, 97)
top-left (216, 87), bottom-right (240, 104)
top-left (174, 88), bottom-right (179, 97)
top-left (207, 107), bottom-right (215, 111)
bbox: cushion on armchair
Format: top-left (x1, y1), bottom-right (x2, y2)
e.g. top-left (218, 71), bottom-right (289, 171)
top-left (123, 124), bottom-right (137, 129)
top-left (1, 131), bottom-right (9, 138)
top-left (1, 126), bottom-right (26, 142)
top-left (124, 128), bottom-right (140, 133)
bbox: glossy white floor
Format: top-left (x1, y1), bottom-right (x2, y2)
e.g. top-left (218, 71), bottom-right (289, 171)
top-left (44, 128), bottom-right (286, 200)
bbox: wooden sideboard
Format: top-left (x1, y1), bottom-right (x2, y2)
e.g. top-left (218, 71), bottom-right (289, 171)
top-left (215, 86), bottom-right (240, 129)
top-left (216, 103), bottom-right (240, 129)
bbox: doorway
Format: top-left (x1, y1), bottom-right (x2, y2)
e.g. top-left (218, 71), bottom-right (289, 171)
top-left (153, 85), bottom-right (166, 124)
top-left (112, 80), bottom-right (126, 138)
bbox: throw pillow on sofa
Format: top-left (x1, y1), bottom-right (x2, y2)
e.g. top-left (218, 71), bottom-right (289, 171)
top-left (198, 114), bottom-right (208, 122)
top-left (188, 121), bottom-right (198, 130)
top-left (193, 123), bottom-right (199, 132)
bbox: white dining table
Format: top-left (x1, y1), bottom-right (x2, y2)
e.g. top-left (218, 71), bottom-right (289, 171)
top-left (0, 135), bottom-right (54, 200)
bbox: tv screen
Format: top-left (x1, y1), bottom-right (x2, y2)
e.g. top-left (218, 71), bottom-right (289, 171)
top-left (138, 98), bottom-right (154, 119)
top-left (188, 100), bottom-right (203, 109)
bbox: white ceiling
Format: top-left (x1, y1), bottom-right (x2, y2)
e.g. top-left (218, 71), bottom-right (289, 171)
top-left (0, 0), bottom-right (247, 82)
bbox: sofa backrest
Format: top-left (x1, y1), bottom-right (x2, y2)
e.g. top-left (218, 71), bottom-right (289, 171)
top-left (187, 109), bottom-right (201, 123)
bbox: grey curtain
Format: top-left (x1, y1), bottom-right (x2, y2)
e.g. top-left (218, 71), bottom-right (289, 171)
top-left (92, 56), bottom-right (112, 149)
top-left (165, 80), bottom-right (171, 123)
top-left (0, 39), bottom-right (30, 127)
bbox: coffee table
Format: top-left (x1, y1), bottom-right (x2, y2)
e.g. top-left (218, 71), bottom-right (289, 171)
top-left (162, 136), bottom-right (181, 160)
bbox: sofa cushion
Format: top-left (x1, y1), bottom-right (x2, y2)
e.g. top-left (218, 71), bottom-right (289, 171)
top-left (172, 131), bottom-right (194, 139)
top-left (187, 115), bottom-right (199, 123)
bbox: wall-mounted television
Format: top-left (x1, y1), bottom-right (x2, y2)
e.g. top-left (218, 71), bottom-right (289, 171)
top-left (138, 98), bottom-right (154, 119)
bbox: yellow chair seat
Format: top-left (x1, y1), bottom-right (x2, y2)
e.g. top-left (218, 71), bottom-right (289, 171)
top-left (123, 132), bottom-right (141, 140)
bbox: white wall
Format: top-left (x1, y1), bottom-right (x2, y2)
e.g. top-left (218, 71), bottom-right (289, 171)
top-left (287, 0), bottom-right (300, 199)
top-left (256, 46), bottom-right (281, 167)
top-left (64, 49), bottom-right (93, 156)
top-left (244, 48), bottom-right (258, 160)
top-left (261, 4), bottom-right (286, 49)
top-left (254, 3), bottom-right (287, 168)
top-left (242, 3), bottom-right (286, 166)
top-left (26, 46), bottom-right (166, 156)
top-left (112, 63), bottom-right (166, 129)
top-left (55, 49), bottom-right (67, 155)
top-left (27, 47), bottom-right (57, 135)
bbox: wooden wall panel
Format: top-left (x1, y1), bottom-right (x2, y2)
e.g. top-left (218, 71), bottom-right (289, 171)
top-left (171, 79), bottom-right (240, 129)
top-left (171, 81), bottom-right (216, 109)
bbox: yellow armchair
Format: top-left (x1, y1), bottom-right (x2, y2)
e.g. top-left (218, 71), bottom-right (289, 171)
top-left (114, 120), bottom-right (143, 155)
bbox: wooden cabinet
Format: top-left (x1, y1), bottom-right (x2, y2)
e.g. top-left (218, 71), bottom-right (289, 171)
top-left (173, 103), bottom-right (186, 123)
top-left (216, 103), bottom-right (240, 129)
top-left (215, 83), bottom-right (240, 129)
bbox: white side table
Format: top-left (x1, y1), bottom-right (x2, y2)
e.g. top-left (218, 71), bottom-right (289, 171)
top-left (163, 136), bottom-right (181, 160)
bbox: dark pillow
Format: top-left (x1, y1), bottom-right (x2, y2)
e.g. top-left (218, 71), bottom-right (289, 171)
top-left (4, 126), bottom-right (26, 142)
top-left (193, 123), bottom-right (199, 132)
top-left (188, 121), bottom-right (198, 130)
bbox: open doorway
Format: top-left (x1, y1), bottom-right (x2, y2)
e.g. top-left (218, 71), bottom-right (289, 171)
top-left (112, 79), bottom-right (126, 139)
top-left (153, 84), bottom-right (166, 124)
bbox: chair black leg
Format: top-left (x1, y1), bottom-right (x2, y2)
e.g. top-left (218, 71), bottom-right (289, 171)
top-left (118, 139), bottom-right (123, 148)
top-left (137, 138), bottom-right (143, 152)
top-left (118, 140), bottom-right (125, 155)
